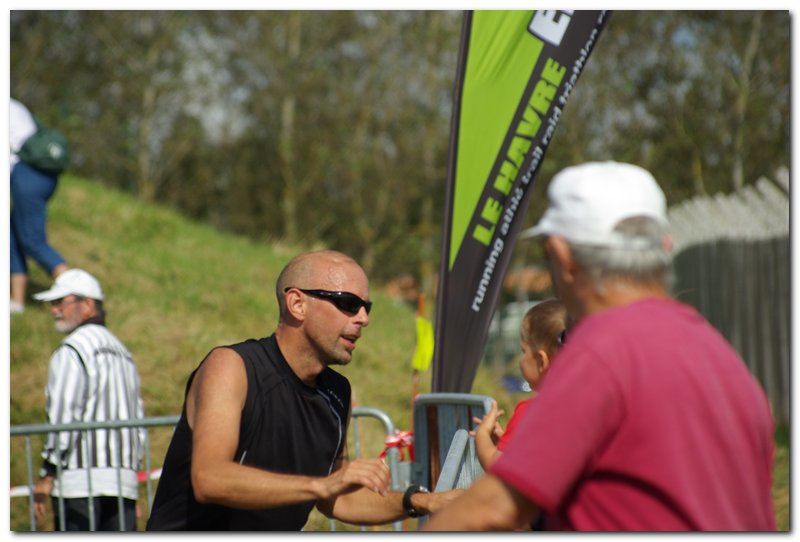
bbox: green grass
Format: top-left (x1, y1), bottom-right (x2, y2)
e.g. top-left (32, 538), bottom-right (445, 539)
top-left (9, 175), bottom-right (789, 531)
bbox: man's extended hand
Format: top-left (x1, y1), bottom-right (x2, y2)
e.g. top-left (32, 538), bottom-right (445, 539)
top-left (33, 476), bottom-right (53, 523)
top-left (313, 458), bottom-right (390, 500)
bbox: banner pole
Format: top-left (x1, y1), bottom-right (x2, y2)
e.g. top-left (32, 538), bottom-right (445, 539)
top-left (432, 10), bottom-right (473, 392)
top-left (410, 292), bottom-right (426, 432)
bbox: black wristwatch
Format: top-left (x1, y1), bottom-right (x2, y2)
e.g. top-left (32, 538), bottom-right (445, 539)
top-left (402, 484), bottom-right (430, 518)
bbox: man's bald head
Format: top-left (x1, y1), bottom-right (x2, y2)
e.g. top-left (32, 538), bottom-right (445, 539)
top-left (275, 250), bottom-right (365, 320)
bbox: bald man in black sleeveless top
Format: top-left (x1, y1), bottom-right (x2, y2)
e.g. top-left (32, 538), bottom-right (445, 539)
top-left (148, 250), bottom-right (457, 530)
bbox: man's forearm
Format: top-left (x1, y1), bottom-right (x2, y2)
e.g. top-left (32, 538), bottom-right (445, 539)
top-left (319, 486), bottom-right (459, 525)
top-left (191, 461), bottom-right (324, 509)
top-left (319, 487), bottom-right (408, 525)
top-left (192, 455), bottom-right (391, 511)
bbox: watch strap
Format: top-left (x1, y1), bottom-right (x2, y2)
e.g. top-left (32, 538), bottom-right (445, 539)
top-left (403, 484), bottom-right (429, 518)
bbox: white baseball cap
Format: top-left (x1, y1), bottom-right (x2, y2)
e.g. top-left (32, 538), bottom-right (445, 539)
top-left (525, 161), bottom-right (669, 246)
top-left (34, 269), bottom-right (105, 302)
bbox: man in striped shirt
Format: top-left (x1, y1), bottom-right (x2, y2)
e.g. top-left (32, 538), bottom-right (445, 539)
top-left (32, 269), bottom-right (145, 531)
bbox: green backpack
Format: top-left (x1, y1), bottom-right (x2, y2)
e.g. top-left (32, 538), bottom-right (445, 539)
top-left (17, 117), bottom-right (70, 175)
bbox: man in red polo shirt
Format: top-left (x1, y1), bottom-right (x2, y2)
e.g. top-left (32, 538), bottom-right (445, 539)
top-left (425, 162), bottom-right (775, 531)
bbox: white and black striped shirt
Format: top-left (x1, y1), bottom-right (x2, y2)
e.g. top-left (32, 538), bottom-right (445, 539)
top-left (42, 323), bottom-right (145, 499)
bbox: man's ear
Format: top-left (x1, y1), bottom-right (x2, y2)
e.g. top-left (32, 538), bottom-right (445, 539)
top-left (83, 298), bottom-right (98, 319)
top-left (283, 289), bottom-right (307, 322)
top-left (546, 235), bottom-right (576, 286)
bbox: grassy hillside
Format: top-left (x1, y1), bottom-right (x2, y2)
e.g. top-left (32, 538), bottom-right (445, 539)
top-left (9, 175), bottom-right (789, 531)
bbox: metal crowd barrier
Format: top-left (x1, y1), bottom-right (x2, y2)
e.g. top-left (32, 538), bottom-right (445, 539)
top-left (411, 393), bottom-right (493, 490)
top-left (10, 415), bottom-right (179, 531)
top-left (11, 407), bottom-right (403, 532)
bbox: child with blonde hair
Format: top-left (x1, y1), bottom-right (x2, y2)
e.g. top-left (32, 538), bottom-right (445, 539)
top-left (472, 298), bottom-right (567, 469)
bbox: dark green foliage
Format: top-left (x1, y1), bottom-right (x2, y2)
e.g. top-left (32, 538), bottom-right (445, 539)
top-left (11, 11), bottom-right (790, 287)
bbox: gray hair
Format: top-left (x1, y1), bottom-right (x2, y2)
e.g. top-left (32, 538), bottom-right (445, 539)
top-left (74, 296), bottom-right (106, 325)
top-left (567, 216), bottom-right (674, 290)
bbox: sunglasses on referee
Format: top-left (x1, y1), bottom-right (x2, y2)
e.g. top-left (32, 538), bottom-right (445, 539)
top-left (284, 287), bottom-right (372, 315)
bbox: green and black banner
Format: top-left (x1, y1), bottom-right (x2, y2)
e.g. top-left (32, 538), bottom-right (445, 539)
top-left (432, 10), bottom-right (610, 392)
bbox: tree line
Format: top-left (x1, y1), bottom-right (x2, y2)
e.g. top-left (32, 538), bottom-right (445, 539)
top-left (11, 11), bottom-right (790, 288)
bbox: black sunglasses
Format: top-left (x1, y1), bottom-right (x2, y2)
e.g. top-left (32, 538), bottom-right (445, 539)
top-left (284, 287), bottom-right (372, 315)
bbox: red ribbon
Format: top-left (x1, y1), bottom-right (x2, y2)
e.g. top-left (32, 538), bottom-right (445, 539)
top-left (380, 430), bottom-right (414, 462)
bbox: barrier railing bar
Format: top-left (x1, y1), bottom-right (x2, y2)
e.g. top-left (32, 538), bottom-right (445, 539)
top-left (11, 415), bottom-right (181, 435)
top-left (55, 434), bottom-right (65, 531)
top-left (144, 428), bottom-right (153, 513)
top-left (25, 436), bottom-right (35, 531)
top-left (116, 428), bottom-right (125, 531)
top-left (433, 430), bottom-right (468, 492)
top-left (352, 406), bottom-right (400, 490)
top-left (84, 430), bottom-right (96, 531)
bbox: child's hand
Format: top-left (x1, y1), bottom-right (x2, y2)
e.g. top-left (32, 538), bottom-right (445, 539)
top-left (469, 400), bottom-right (505, 444)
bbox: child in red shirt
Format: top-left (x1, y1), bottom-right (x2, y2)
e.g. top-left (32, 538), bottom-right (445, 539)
top-left (472, 298), bottom-right (567, 469)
